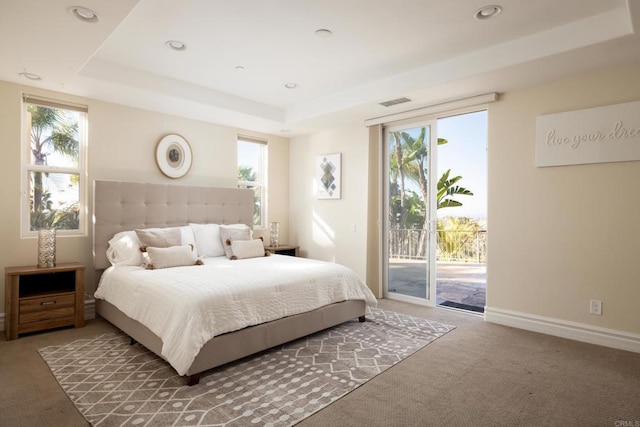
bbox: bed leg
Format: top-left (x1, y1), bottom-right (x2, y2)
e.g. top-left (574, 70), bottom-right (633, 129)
top-left (130, 337), bottom-right (137, 345)
top-left (187, 373), bottom-right (201, 386)
top-left (358, 315), bottom-right (365, 323)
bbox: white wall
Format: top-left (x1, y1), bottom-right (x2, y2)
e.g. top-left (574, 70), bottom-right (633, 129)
top-left (289, 125), bottom-right (370, 282)
top-left (0, 80), bottom-right (289, 312)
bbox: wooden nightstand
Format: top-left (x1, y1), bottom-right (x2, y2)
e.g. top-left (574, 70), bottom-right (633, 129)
top-left (4, 262), bottom-right (85, 340)
top-left (265, 244), bottom-right (299, 257)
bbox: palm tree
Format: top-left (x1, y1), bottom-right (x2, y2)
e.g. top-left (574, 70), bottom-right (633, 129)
top-left (395, 129), bottom-right (474, 257)
top-left (27, 105), bottom-right (79, 230)
top-left (437, 169), bottom-right (473, 209)
top-left (390, 131), bottom-right (409, 229)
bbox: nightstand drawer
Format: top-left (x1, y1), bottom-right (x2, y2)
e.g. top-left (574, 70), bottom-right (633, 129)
top-left (19, 292), bottom-right (76, 323)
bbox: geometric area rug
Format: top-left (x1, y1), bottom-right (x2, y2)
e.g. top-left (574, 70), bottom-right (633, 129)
top-left (39, 308), bottom-right (455, 427)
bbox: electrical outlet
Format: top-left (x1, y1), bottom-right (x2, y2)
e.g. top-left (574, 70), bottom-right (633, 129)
top-left (590, 299), bottom-right (602, 316)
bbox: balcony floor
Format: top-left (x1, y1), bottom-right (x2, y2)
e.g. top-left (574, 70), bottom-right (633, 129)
top-left (388, 260), bottom-right (486, 312)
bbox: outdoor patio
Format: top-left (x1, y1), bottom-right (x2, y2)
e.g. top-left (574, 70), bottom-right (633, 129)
top-left (388, 260), bottom-right (487, 312)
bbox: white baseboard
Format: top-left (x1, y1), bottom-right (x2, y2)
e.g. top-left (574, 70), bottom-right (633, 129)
top-left (485, 306), bottom-right (640, 354)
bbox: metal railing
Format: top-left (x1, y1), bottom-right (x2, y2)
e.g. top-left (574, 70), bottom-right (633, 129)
top-left (389, 229), bottom-right (487, 263)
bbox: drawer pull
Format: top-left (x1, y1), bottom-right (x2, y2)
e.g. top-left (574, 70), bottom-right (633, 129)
top-left (41, 301), bottom-right (56, 306)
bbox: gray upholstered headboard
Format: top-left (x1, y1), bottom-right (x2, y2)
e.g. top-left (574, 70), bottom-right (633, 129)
top-left (93, 180), bottom-right (254, 270)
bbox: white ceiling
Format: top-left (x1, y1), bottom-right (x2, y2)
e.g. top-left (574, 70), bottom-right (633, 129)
top-left (2, 0), bottom-right (640, 136)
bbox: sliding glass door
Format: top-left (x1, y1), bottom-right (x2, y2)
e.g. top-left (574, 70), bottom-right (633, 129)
top-left (384, 120), bottom-right (437, 302)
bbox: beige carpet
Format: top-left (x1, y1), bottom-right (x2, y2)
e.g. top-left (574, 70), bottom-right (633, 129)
top-left (37, 308), bottom-right (453, 426)
top-left (2, 299), bottom-right (640, 426)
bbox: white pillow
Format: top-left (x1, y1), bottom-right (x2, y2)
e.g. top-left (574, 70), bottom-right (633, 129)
top-left (230, 239), bottom-right (266, 260)
top-left (179, 226), bottom-right (197, 256)
top-left (189, 223), bottom-right (225, 258)
top-left (106, 231), bottom-right (142, 266)
top-left (145, 245), bottom-right (199, 269)
top-left (107, 227), bottom-right (195, 266)
top-left (220, 224), bottom-right (252, 258)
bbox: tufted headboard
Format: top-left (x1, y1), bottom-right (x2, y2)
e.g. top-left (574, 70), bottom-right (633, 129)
top-left (93, 180), bottom-right (254, 270)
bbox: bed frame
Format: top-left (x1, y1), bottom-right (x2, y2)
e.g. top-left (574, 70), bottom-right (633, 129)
top-left (93, 180), bottom-right (366, 385)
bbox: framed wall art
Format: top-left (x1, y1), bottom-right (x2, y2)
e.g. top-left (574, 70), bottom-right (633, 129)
top-left (155, 134), bottom-right (192, 178)
top-left (316, 153), bottom-right (341, 199)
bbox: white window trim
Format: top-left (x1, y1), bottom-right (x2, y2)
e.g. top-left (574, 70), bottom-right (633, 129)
top-left (21, 96), bottom-right (88, 238)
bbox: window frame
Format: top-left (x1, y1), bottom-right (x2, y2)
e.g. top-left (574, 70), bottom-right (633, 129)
top-left (21, 95), bottom-right (88, 238)
top-left (237, 135), bottom-right (268, 229)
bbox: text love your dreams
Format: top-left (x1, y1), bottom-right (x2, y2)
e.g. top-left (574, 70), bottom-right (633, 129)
top-left (546, 121), bottom-right (640, 149)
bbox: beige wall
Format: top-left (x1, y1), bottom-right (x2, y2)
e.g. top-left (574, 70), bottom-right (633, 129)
top-left (289, 63), bottom-right (640, 338)
top-left (4, 61), bottom-right (639, 340)
top-left (487, 63), bottom-right (640, 334)
top-left (0, 80), bottom-right (289, 310)
top-left (289, 125), bottom-right (370, 283)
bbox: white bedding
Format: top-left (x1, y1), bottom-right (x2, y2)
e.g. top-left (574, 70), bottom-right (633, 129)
top-left (94, 255), bottom-right (377, 375)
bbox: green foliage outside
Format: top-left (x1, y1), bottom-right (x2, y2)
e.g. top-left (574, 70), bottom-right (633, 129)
top-left (237, 166), bottom-right (262, 226)
top-left (437, 216), bottom-right (486, 263)
top-left (389, 127), bottom-right (479, 259)
top-left (28, 105), bottom-right (80, 231)
top-left (389, 129), bottom-right (474, 226)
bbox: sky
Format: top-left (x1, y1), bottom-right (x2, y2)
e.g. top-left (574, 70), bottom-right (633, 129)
top-left (437, 111), bottom-right (488, 219)
top-left (237, 140), bottom-right (262, 180)
top-left (396, 110), bottom-right (487, 220)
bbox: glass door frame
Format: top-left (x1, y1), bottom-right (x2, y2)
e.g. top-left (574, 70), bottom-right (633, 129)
top-left (382, 119), bottom-right (438, 306)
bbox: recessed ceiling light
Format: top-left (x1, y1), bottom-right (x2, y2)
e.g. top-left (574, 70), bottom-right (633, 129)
top-left (284, 83), bottom-right (298, 89)
top-left (474, 5), bottom-right (502, 20)
top-left (18, 71), bottom-right (42, 81)
top-left (69, 6), bottom-right (99, 23)
top-left (166, 40), bottom-right (187, 51)
top-left (315, 29), bottom-right (333, 38)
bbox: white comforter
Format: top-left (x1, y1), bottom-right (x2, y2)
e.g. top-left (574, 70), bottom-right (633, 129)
top-left (94, 255), bottom-right (377, 375)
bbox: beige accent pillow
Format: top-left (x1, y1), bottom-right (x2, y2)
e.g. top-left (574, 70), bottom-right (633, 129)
top-left (145, 245), bottom-right (200, 269)
top-left (219, 224), bottom-right (252, 258)
top-left (230, 239), bottom-right (267, 260)
top-left (135, 227), bottom-right (182, 252)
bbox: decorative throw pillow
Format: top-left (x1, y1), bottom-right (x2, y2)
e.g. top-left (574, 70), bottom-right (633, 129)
top-left (135, 227), bottom-right (182, 252)
top-left (189, 223), bottom-right (225, 258)
top-left (106, 230), bottom-right (142, 266)
top-left (230, 239), bottom-right (268, 260)
top-left (219, 224), bottom-right (252, 258)
top-left (145, 245), bottom-right (201, 269)
top-left (179, 225), bottom-right (197, 255)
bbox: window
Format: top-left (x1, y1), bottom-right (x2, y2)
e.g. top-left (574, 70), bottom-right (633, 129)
top-left (22, 96), bottom-right (87, 236)
top-left (237, 136), bottom-right (267, 227)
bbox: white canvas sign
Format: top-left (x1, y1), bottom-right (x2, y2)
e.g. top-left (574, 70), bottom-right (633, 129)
top-left (535, 100), bottom-right (640, 167)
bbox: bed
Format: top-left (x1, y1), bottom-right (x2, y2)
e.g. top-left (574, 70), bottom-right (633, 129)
top-left (92, 180), bottom-right (376, 385)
